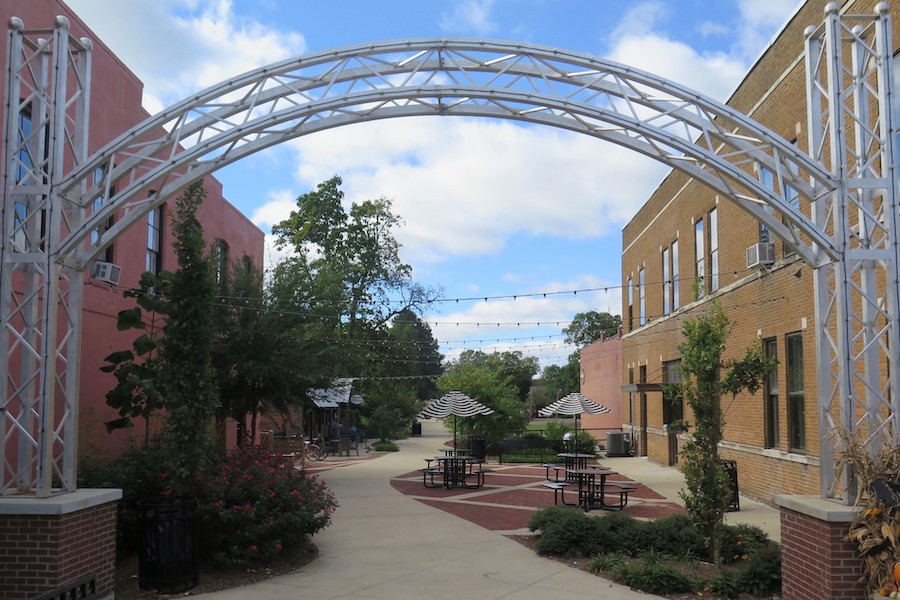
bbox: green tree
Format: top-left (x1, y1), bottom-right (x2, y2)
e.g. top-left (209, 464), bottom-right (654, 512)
top-left (563, 311), bottom-right (622, 347)
top-left (453, 350), bottom-right (539, 402)
top-left (673, 302), bottom-right (775, 564)
top-left (540, 352), bottom-right (580, 403)
top-left (386, 308), bottom-right (443, 401)
top-left (101, 273), bottom-right (168, 440)
top-left (102, 182), bottom-right (220, 485)
top-left (155, 182), bottom-right (220, 482)
top-left (272, 176), bottom-right (439, 333)
top-left (438, 355), bottom-right (530, 448)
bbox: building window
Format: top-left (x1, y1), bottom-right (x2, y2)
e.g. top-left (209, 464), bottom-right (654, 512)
top-left (662, 246), bottom-right (671, 316)
top-left (215, 240), bottom-right (229, 288)
top-left (627, 276), bottom-right (634, 331)
top-left (90, 167), bottom-right (115, 263)
top-left (662, 359), bottom-right (683, 424)
top-left (638, 268), bottom-right (646, 326)
top-left (695, 219), bottom-right (705, 298)
top-left (786, 332), bottom-right (805, 451)
top-left (13, 108), bottom-right (44, 251)
top-left (146, 206), bottom-right (163, 275)
top-left (763, 337), bottom-right (779, 449)
top-left (708, 208), bottom-right (719, 292)
top-left (672, 239), bottom-right (680, 310)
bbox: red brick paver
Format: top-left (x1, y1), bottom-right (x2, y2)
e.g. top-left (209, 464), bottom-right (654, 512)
top-left (390, 463), bottom-right (685, 532)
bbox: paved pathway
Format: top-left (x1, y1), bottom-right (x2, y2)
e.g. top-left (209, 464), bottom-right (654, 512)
top-left (201, 420), bottom-right (781, 599)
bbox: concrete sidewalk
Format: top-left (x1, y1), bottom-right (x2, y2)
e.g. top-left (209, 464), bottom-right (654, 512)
top-left (201, 420), bottom-right (781, 599)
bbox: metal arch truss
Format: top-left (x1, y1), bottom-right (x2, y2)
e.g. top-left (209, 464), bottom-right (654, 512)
top-left (1, 17), bottom-right (90, 496)
top-left (805, 4), bottom-right (900, 501)
top-left (1, 6), bottom-right (898, 501)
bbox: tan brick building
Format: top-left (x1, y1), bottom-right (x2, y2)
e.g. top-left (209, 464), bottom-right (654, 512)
top-left (620, 0), bottom-right (898, 504)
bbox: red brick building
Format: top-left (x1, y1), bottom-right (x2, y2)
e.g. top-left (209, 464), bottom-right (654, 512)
top-left (620, 0), bottom-right (899, 504)
top-left (1, 0), bottom-right (266, 459)
top-left (578, 332), bottom-right (624, 444)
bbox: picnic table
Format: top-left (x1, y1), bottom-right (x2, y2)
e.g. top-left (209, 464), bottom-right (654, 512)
top-left (566, 467), bottom-right (635, 511)
top-left (420, 455), bottom-right (490, 489)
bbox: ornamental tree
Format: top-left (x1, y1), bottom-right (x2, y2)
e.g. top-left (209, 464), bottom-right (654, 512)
top-left (673, 302), bottom-right (775, 564)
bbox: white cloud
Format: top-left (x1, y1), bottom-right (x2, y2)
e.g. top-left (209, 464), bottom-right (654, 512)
top-left (605, 0), bottom-right (799, 101)
top-left (287, 118), bottom-right (666, 266)
top-left (439, 0), bottom-right (497, 35)
top-left (250, 189), bottom-right (296, 230)
top-left (735, 0), bottom-right (801, 60)
top-left (607, 2), bottom-right (747, 101)
top-left (65, 0), bottom-right (306, 112)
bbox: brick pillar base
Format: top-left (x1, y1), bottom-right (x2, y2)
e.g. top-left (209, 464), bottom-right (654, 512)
top-left (775, 495), bottom-right (866, 600)
top-left (0, 489), bottom-right (122, 600)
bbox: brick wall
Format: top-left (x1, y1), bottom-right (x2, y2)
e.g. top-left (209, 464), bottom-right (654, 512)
top-left (0, 501), bottom-right (118, 600)
top-left (780, 505), bottom-right (865, 600)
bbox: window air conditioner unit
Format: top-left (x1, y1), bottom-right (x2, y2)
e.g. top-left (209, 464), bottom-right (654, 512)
top-left (746, 242), bottom-right (775, 268)
top-left (91, 261), bottom-right (121, 285)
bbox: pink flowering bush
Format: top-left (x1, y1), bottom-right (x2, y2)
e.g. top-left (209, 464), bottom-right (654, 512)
top-left (196, 445), bottom-right (338, 566)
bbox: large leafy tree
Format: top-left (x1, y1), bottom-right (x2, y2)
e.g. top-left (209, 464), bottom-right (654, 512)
top-left (452, 350), bottom-right (539, 402)
top-left (269, 176), bottom-right (441, 428)
top-left (438, 353), bottom-right (531, 448)
top-left (673, 302), bottom-right (775, 564)
top-left (272, 176), bottom-right (438, 335)
top-left (212, 257), bottom-right (327, 444)
top-left (540, 352), bottom-right (580, 402)
top-left (386, 308), bottom-right (442, 400)
top-left (103, 182), bottom-right (220, 483)
top-left (563, 311), bottom-right (622, 347)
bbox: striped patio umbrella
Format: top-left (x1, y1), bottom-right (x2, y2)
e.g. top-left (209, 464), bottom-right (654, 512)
top-left (538, 392), bottom-right (611, 445)
top-left (417, 391), bottom-right (494, 448)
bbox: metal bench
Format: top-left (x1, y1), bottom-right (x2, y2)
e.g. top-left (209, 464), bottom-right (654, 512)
top-left (541, 481), bottom-right (573, 505)
top-left (596, 481), bottom-right (636, 510)
top-left (420, 467), bottom-right (443, 488)
top-left (463, 468), bottom-right (493, 489)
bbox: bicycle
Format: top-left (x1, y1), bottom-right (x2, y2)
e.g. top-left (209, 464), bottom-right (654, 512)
top-left (302, 434), bottom-right (328, 462)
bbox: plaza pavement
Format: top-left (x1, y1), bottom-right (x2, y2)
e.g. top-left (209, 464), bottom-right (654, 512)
top-left (198, 419), bottom-right (781, 599)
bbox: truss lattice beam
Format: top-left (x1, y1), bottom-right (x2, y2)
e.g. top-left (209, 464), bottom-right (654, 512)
top-left (1, 17), bottom-right (89, 496)
top-left (805, 4), bottom-right (900, 501)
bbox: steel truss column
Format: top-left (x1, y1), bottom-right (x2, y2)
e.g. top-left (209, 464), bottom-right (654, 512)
top-left (805, 3), bottom-right (900, 502)
top-left (1, 17), bottom-right (90, 496)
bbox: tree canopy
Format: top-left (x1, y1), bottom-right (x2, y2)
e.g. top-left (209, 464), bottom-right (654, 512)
top-left (563, 311), bottom-right (622, 347)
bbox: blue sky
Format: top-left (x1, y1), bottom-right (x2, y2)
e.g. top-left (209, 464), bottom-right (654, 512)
top-left (63, 0), bottom-right (801, 369)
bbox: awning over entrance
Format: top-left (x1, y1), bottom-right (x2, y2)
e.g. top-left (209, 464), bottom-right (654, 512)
top-left (620, 383), bottom-right (664, 393)
top-left (309, 378), bottom-right (364, 407)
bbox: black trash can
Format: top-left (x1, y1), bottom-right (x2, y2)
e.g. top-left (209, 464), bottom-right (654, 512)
top-left (469, 436), bottom-right (486, 461)
top-left (721, 460), bottom-right (740, 512)
top-left (138, 496), bottom-right (199, 593)
top-left (411, 422), bottom-right (422, 436)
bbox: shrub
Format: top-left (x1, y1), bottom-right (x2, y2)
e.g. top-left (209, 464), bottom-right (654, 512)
top-left (637, 514), bottom-right (706, 559)
top-left (593, 511), bottom-right (642, 555)
top-left (527, 505), bottom-right (575, 532)
top-left (78, 446), bottom-right (174, 554)
top-left (373, 440), bottom-right (399, 452)
top-left (735, 542), bottom-right (781, 596)
top-left (719, 522), bottom-right (771, 564)
top-left (195, 445), bottom-right (338, 566)
top-left (533, 509), bottom-right (604, 556)
top-left (707, 571), bottom-right (741, 600)
top-left (586, 552), bottom-right (628, 578)
top-left (620, 563), bottom-right (698, 595)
